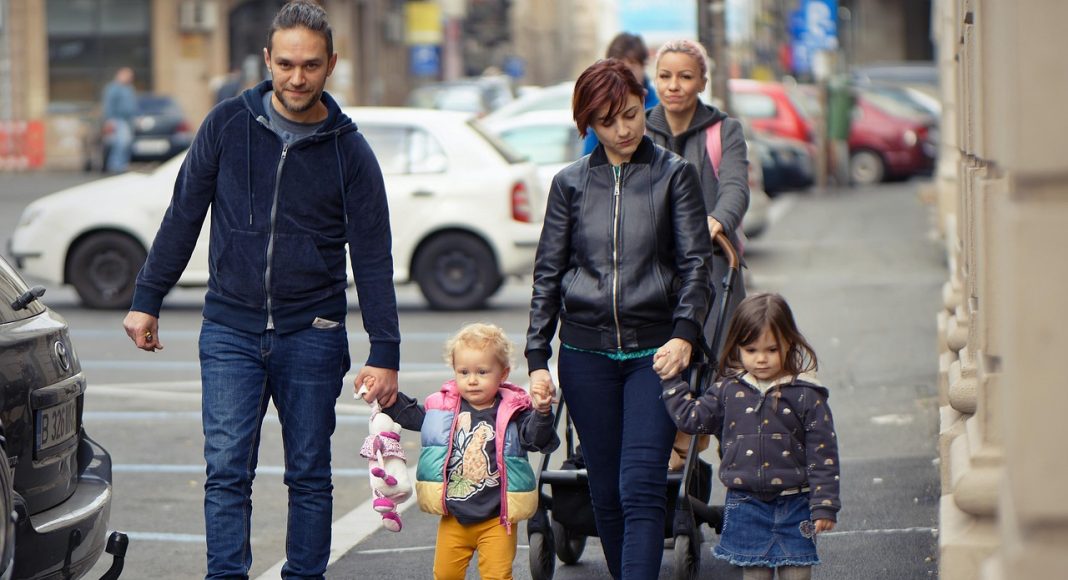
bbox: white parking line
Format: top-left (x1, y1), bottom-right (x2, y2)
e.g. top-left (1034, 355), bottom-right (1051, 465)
top-left (253, 466), bottom-right (420, 580)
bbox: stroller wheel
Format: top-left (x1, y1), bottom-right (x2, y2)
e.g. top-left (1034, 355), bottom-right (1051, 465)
top-left (528, 531), bottom-right (556, 580)
top-left (672, 533), bottom-right (701, 580)
top-left (550, 520), bottom-right (586, 565)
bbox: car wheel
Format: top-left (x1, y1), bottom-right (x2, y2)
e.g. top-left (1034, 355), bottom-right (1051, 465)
top-left (849, 149), bottom-right (885, 185)
top-left (413, 233), bottom-right (500, 311)
top-left (68, 233), bottom-right (146, 310)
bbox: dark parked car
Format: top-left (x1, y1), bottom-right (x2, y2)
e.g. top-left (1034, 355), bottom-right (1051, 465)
top-left (85, 94), bottom-right (193, 172)
top-left (750, 133), bottom-right (815, 195)
top-left (0, 255), bottom-right (125, 578)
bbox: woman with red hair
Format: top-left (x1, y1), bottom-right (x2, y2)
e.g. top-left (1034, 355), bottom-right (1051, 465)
top-left (525, 58), bottom-right (713, 578)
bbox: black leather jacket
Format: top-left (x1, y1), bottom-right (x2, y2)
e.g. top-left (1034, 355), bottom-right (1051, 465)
top-left (526, 137), bottom-right (713, 372)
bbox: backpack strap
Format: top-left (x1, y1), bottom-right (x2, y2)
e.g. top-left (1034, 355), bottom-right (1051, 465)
top-left (705, 120), bottom-right (723, 179)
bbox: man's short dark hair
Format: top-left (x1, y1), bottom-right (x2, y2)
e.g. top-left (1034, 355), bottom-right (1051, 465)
top-left (267, 0), bottom-right (334, 57)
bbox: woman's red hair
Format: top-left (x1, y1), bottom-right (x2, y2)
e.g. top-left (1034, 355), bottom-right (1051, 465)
top-left (572, 59), bottom-right (645, 138)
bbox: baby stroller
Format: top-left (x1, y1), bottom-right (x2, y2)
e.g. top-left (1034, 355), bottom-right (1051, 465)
top-left (528, 233), bottom-right (741, 580)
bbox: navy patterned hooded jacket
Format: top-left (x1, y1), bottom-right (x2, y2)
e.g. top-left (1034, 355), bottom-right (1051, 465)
top-left (662, 372), bottom-right (841, 522)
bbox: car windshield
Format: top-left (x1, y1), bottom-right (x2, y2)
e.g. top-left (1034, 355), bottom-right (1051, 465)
top-left (860, 89), bottom-right (931, 121)
top-left (467, 120), bottom-right (526, 164)
top-left (138, 96), bottom-right (180, 115)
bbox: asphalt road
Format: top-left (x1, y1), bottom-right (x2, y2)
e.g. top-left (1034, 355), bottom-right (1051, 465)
top-left (330, 180), bottom-right (945, 580)
top-left (0, 171), bottom-right (943, 579)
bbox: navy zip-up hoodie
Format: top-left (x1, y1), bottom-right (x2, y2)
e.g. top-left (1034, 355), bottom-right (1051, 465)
top-left (132, 81), bottom-right (400, 369)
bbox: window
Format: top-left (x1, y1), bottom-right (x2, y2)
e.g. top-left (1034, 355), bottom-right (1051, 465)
top-left (47, 0), bottom-right (152, 108)
top-left (360, 125), bottom-right (447, 175)
top-left (499, 125), bottom-right (580, 165)
top-left (732, 92), bottom-right (778, 119)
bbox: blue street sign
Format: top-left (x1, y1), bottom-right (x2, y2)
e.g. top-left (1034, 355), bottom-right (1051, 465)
top-left (802, 0), bottom-right (838, 52)
top-left (410, 45), bottom-right (441, 78)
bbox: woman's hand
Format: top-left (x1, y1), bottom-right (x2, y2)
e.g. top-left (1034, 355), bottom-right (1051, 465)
top-left (814, 519), bottom-right (835, 534)
top-left (707, 216), bottom-right (724, 239)
top-left (652, 338), bottom-right (692, 380)
top-left (529, 369), bottom-right (556, 413)
top-left (529, 380), bottom-right (556, 414)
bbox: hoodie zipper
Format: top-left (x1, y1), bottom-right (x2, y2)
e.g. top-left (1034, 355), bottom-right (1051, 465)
top-left (264, 143), bottom-right (288, 330)
top-left (611, 164), bottom-right (624, 350)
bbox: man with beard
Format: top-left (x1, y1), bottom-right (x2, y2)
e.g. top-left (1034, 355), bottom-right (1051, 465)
top-left (122, 2), bottom-right (400, 577)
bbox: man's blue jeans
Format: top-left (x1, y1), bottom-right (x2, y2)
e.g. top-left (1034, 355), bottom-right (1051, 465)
top-left (199, 320), bottom-right (349, 580)
top-left (558, 347), bottom-right (677, 579)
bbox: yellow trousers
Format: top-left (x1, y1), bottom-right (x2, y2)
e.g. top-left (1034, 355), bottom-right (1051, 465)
top-left (433, 515), bottom-right (517, 580)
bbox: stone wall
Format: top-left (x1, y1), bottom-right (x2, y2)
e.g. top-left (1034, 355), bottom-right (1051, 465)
top-left (933, 0), bottom-right (1068, 578)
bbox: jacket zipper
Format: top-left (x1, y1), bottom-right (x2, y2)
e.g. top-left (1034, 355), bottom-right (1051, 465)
top-left (264, 143), bottom-right (288, 330)
top-left (611, 164), bottom-right (624, 350)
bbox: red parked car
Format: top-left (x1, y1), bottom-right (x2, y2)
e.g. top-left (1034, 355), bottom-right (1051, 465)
top-left (846, 87), bottom-right (937, 185)
top-left (728, 79), bottom-right (815, 146)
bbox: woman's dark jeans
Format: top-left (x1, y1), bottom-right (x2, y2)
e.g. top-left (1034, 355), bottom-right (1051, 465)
top-left (558, 347), bottom-right (677, 579)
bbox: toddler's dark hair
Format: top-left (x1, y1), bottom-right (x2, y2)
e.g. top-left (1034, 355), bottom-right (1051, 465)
top-left (718, 292), bottom-right (818, 378)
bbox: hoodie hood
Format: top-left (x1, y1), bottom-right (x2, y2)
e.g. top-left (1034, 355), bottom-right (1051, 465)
top-left (242, 80), bottom-right (356, 137)
top-left (646, 102), bottom-right (727, 141)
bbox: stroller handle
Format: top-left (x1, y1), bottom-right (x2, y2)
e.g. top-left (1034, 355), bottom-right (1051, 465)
top-left (713, 231), bottom-right (740, 271)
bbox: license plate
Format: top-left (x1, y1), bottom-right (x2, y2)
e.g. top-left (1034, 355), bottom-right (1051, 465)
top-left (36, 398), bottom-right (78, 452)
top-left (132, 138), bottom-right (170, 155)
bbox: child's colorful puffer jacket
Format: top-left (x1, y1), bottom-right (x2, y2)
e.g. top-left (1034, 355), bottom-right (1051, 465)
top-left (414, 380), bottom-right (541, 528)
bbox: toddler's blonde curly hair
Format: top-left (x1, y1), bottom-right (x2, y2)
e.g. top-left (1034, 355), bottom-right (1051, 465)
top-left (444, 323), bottom-right (515, 370)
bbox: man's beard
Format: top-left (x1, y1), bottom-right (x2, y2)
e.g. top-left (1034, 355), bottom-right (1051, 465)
top-left (274, 86), bottom-right (321, 114)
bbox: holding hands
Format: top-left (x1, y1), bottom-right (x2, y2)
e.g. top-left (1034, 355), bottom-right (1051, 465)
top-left (814, 519), bottom-right (835, 534)
top-left (529, 369), bottom-right (556, 414)
top-left (652, 337), bottom-right (692, 379)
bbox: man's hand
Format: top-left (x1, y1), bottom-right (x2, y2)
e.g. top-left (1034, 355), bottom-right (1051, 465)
top-left (529, 379), bottom-right (555, 414)
top-left (356, 366), bottom-right (399, 407)
top-left (652, 338), bottom-right (692, 380)
top-left (814, 519), bottom-right (835, 534)
top-left (124, 311), bottom-right (162, 352)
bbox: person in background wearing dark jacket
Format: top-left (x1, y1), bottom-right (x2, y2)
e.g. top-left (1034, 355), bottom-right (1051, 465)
top-left (526, 59), bottom-right (713, 579)
top-left (122, 2), bottom-right (400, 578)
top-left (647, 38), bottom-right (749, 320)
top-left (646, 38), bottom-right (752, 472)
top-left (381, 323), bottom-right (558, 579)
top-left (581, 32), bottom-right (660, 155)
top-left (662, 293), bottom-right (841, 580)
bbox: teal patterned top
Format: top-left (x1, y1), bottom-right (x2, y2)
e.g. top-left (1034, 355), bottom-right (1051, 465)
top-left (562, 343), bottom-right (659, 361)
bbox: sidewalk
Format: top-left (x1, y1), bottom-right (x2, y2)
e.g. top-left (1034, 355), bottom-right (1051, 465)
top-left (327, 181), bottom-right (944, 579)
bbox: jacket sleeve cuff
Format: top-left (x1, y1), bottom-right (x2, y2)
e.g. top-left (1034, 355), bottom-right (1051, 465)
top-left (671, 318), bottom-right (702, 346)
top-left (810, 506), bottom-right (838, 522)
top-left (366, 341), bottom-right (400, 370)
top-left (526, 349), bottom-right (550, 373)
top-left (130, 285), bottom-right (167, 317)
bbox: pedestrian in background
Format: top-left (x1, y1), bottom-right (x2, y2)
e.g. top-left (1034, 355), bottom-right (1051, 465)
top-left (581, 32), bottom-right (660, 155)
top-left (527, 58), bottom-right (713, 578)
top-left (101, 66), bottom-right (138, 173)
top-left (662, 292), bottom-right (841, 580)
top-left (122, 1), bottom-right (401, 578)
top-left (380, 323), bottom-right (558, 579)
top-left (645, 38), bottom-right (752, 471)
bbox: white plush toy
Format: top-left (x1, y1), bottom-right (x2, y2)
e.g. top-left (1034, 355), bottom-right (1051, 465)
top-left (357, 384), bottom-right (412, 532)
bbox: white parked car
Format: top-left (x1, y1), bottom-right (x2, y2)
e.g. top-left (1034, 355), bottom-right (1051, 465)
top-left (9, 107), bottom-right (543, 311)
top-left (480, 109), bottom-right (583, 197)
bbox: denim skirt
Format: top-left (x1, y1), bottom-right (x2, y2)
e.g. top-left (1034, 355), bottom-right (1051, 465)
top-left (712, 489), bottom-right (821, 568)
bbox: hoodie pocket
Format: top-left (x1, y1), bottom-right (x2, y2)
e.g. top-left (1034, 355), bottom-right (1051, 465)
top-left (270, 233), bottom-right (335, 299)
top-left (214, 229), bottom-right (268, 304)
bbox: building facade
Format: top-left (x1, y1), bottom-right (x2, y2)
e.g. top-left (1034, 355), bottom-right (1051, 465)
top-left (932, 0), bottom-right (1068, 578)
